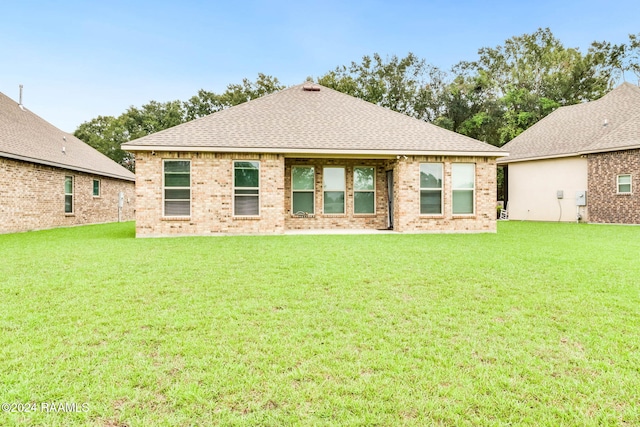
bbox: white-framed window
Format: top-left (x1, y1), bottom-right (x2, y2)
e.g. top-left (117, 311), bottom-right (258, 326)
top-left (452, 163), bottom-right (475, 215)
top-left (617, 174), bottom-right (632, 194)
top-left (292, 166), bottom-right (315, 214)
top-left (64, 176), bottom-right (74, 214)
top-left (354, 166), bottom-right (375, 214)
top-left (93, 179), bottom-right (101, 197)
top-left (234, 161), bottom-right (260, 216)
top-left (420, 163), bottom-right (443, 215)
top-left (323, 167), bottom-right (345, 214)
top-left (163, 160), bottom-right (191, 217)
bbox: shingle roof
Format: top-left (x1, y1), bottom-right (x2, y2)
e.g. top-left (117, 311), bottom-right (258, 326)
top-left (0, 91), bottom-right (135, 181)
top-left (122, 83), bottom-right (505, 157)
top-left (498, 82), bottom-right (640, 163)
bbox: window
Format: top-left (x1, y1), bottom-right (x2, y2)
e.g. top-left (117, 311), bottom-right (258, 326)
top-left (234, 161), bottom-right (260, 216)
top-left (452, 163), bottom-right (475, 215)
top-left (64, 176), bottom-right (73, 214)
top-left (164, 160), bottom-right (191, 216)
top-left (354, 166), bottom-right (375, 214)
top-left (618, 174), bottom-right (632, 194)
top-left (420, 163), bottom-right (443, 215)
top-left (93, 179), bottom-right (100, 197)
top-left (323, 167), bottom-right (345, 214)
top-left (292, 166), bottom-right (315, 214)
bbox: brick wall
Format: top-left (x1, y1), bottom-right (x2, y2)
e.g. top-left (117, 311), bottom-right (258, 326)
top-left (0, 157), bottom-right (135, 234)
top-left (134, 152), bottom-right (498, 236)
top-left (394, 156), bottom-right (497, 233)
top-left (284, 158), bottom-right (390, 231)
top-left (588, 149), bottom-right (640, 224)
top-left (134, 151), bottom-right (285, 236)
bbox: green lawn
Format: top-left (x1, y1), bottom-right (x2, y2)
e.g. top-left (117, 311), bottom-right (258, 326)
top-left (1, 222), bottom-right (639, 426)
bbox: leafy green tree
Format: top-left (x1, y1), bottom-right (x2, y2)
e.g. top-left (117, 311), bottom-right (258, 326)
top-left (317, 53), bottom-right (447, 122)
top-left (74, 115), bottom-right (134, 171)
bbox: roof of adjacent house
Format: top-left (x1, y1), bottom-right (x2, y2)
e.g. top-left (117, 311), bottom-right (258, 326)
top-left (122, 83), bottom-right (505, 157)
top-left (498, 82), bottom-right (640, 164)
top-left (0, 91), bottom-right (135, 181)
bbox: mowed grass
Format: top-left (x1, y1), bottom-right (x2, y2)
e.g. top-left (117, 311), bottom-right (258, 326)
top-left (0, 222), bottom-right (639, 426)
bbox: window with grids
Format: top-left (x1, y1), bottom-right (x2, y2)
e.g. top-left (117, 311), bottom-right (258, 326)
top-left (617, 174), bottom-right (632, 194)
top-left (354, 167), bottom-right (375, 214)
top-left (292, 166), bottom-right (315, 214)
top-left (420, 163), bottom-right (443, 215)
top-left (163, 160), bottom-right (191, 216)
top-left (452, 163), bottom-right (475, 215)
top-left (64, 176), bottom-right (73, 214)
top-left (234, 161), bottom-right (260, 216)
top-left (323, 167), bottom-right (345, 214)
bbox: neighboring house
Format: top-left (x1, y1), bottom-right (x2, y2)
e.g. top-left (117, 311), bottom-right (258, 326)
top-left (0, 91), bottom-right (135, 234)
top-left (498, 82), bottom-right (640, 224)
top-left (122, 83), bottom-right (505, 237)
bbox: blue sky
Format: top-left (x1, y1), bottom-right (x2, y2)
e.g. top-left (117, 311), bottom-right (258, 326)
top-left (1, 0), bottom-right (639, 132)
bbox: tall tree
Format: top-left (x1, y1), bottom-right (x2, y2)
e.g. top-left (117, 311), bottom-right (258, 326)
top-left (75, 74), bottom-right (283, 170)
top-left (317, 53), bottom-right (447, 122)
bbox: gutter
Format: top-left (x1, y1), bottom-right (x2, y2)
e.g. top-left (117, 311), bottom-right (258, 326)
top-left (122, 145), bottom-right (507, 158)
top-left (0, 151), bottom-right (135, 181)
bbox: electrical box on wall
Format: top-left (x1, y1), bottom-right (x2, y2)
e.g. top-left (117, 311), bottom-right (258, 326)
top-left (576, 191), bottom-right (587, 206)
top-left (556, 190), bottom-right (564, 199)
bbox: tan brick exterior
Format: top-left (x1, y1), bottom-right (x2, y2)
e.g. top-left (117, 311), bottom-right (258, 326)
top-left (0, 157), bottom-right (135, 234)
top-left (587, 149), bottom-right (640, 224)
top-left (133, 152), bottom-right (497, 236)
top-left (394, 156), bottom-right (497, 233)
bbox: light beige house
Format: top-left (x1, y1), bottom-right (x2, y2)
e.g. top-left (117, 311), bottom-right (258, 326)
top-left (498, 83), bottom-right (640, 224)
top-left (122, 83), bottom-right (506, 236)
top-left (0, 91), bottom-right (135, 234)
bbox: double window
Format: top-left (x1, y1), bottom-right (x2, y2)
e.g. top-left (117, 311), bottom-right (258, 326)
top-left (354, 167), bottom-right (375, 214)
top-left (452, 163), bottom-right (475, 215)
top-left (323, 167), bottom-right (345, 214)
top-left (163, 160), bottom-right (191, 216)
top-left (292, 166), bottom-right (315, 214)
top-left (234, 161), bottom-right (260, 216)
top-left (617, 174), bottom-right (632, 194)
top-left (64, 176), bottom-right (73, 214)
top-left (420, 163), bottom-right (443, 215)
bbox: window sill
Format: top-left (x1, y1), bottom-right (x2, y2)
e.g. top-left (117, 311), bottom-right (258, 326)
top-left (419, 214), bottom-right (444, 218)
top-left (290, 213), bottom-right (316, 218)
top-left (233, 216), bottom-right (261, 220)
top-left (162, 216), bottom-right (191, 221)
top-left (452, 214), bottom-right (476, 218)
top-left (354, 214), bottom-right (377, 217)
top-left (322, 214), bottom-right (347, 217)
top-left (616, 192), bottom-right (632, 195)
top-left (65, 213), bottom-right (75, 217)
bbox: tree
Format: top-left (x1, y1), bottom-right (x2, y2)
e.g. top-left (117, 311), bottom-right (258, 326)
top-left (74, 115), bottom-right (134, 171)
top-left (453, 28), bottom-right (614, 145)
top-left (75, 74), bottom-right (284, 171)
top-left (317, 53), bottom-right (447, 122)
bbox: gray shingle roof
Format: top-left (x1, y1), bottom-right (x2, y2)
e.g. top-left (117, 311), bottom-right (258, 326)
top-left (122, 83), bottom-right (505, 157)
top-left (0, 91), bottom-right (135, 181)
top-left (498, 82), bottom-right (640, 163)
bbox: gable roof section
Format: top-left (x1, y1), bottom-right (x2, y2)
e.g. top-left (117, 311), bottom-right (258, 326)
top-left (0, 92), bottom-right (135, 181)
top-left (499, 82), bottom-right (640, 163)
top-left (122, 83), bottom-right (505, 157)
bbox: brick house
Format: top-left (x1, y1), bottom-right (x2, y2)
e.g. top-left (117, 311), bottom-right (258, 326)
top-left (498, 83), bottom-right (640, 224)
top-left (122, 83), bottom-right (505, 237)
top-left (0, 91), bottom-right (135, 234)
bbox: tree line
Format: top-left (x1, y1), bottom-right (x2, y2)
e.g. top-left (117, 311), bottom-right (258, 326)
top-left (75, 28), bottom-right (640, 171)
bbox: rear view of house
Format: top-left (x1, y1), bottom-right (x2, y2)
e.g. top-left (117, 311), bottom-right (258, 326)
top-left (0, 90), bottom-right (135, 234)
top-left (123, 83), bottom-right (506, 236)
top-left (498, 83), bottom-right (640, 224)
